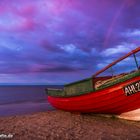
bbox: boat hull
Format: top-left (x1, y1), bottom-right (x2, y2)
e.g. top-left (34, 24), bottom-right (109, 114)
top-left (48, 76), bottom-right (140, 115)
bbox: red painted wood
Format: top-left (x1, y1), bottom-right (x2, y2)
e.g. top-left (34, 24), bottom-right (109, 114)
top-left (47, 47), bottom-right (140, 114)
top-left (48, 75), bottom-right (140, 114)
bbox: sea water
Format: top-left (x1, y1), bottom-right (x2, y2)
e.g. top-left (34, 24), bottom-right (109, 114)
top-left (0, 85), bottom-right (62, 116)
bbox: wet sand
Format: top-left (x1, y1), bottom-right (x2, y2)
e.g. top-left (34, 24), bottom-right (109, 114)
top-left (0, 110), bottom-right (140, 140)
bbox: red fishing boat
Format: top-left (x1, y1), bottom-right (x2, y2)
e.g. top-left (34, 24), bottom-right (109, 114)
top-left (46, 47), bottom-right (140, 119)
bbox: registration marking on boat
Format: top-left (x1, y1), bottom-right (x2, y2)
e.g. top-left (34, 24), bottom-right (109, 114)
top-left (123, 80), bottom-right (140, 96)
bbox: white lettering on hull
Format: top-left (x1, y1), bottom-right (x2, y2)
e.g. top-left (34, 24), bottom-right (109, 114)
top-left (124, 80), bottom-right (140, 96)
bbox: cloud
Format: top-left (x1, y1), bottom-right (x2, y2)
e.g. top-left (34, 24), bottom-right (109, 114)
top-left (0, 0), bottom-right (140, 84)
top-left (59, 44), bottom-right (76, 53)
top-left (125, 29), bottom-right (140, 37)
top-left (30, 64), bottom-right (85, 73)
top-left (101, 43), bottom-right (137, 56)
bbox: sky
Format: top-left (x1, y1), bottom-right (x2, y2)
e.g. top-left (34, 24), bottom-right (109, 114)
top-left (0, 0), bottom-right (140, 85)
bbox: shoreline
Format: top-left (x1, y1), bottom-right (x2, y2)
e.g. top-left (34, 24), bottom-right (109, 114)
top-left (0, 101), bottom-right (54, 117)
top-left (0, 110), bottom-right (140, 140)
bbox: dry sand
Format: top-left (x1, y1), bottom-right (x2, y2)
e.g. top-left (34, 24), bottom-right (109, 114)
top-left (0, 110), bottom-right (140, 140)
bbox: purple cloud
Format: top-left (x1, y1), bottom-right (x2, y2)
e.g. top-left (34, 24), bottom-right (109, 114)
top-left (0, 0), bottom-right (140, 84)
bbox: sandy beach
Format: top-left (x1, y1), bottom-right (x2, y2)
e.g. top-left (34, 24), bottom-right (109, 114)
top-left (0, 110), bottom-right (140, 140)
